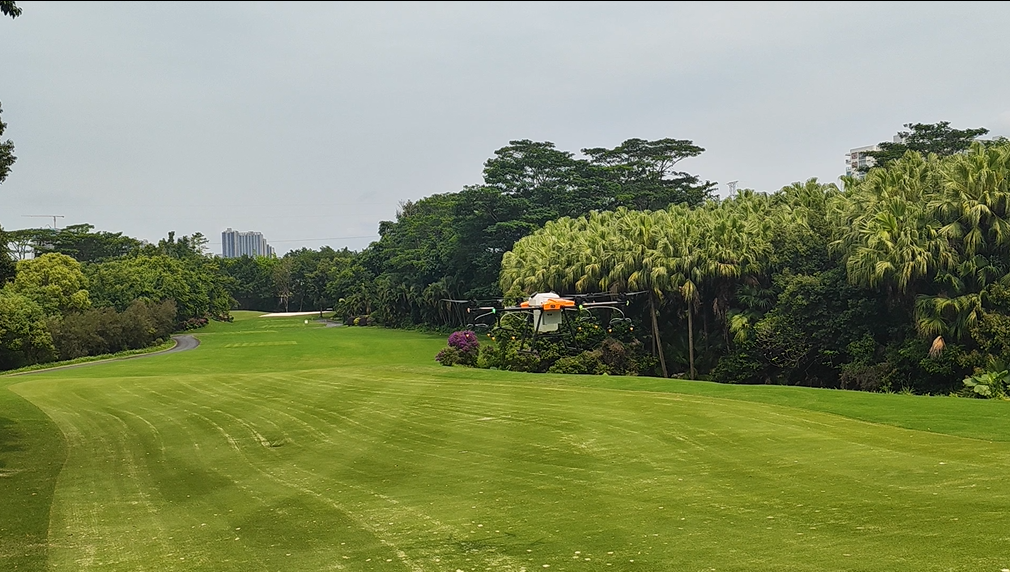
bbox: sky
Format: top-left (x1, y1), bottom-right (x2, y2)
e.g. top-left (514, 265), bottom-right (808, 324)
top-left (2, 1), bottom-right (1010, 255)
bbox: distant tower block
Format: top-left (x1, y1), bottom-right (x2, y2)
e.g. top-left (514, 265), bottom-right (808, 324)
top-left (221, 228), bottom-right (275, 258)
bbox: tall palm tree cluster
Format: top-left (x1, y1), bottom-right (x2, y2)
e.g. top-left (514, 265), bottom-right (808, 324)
top-left (500, 141), bottom-right (1010, 393)
top-left (834, 142), bottom-right (1010, 350)
top-left (501, 191), bottom-right (794, 379)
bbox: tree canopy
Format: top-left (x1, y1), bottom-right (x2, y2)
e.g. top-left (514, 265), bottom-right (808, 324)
top-left (30, 224), bottom-right (143, 262)
top-left (862, 121), bottom-right (990, 171)
top-left (0, 225), bottom-right (15, 283)
top-left (493, 137), bottom-right (1010, 393)
top-left (12, 131), bottom-right (1010, 395)
top-left (0, 102), bottom-right (16, 184)
top-left (0, 1), bottom-right (20, 19)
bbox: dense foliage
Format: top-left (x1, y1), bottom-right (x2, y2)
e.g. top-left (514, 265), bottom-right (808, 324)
top-left (861, 121), bottom-right (991, 172)
top-left (499, 141), bottom-right (1010, 394)
top-left (201, 138), bottom-right (715, 327)
top-left (8, 130), bottom-right (1009, 396)
top-left (343, 138), bottom-right (714, 326)
top-left (0, 101), bottom-right (15, 184)
top-left (0, 230), bottom-right (230, 371)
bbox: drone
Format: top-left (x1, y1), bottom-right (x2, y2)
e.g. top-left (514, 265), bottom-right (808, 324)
top-left (445, 291), bottom-right (645, 351)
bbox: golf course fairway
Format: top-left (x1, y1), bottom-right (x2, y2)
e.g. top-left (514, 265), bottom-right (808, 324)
top-left (3, 311), bottom-right (1010, 571)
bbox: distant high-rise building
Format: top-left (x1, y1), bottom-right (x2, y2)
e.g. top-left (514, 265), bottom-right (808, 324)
top-left (221, 228), bottom-right (275, 258)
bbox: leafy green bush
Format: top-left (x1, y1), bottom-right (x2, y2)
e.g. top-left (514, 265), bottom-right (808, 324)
top-left (473, 334), bottom-right (655, 376)
top-left (711, 345), bottom-right (767, 384)
top-left (47, 299), bottom-right (176, 361)
top-left (547, 351), bottom-right (606, 375)
top-left (177, 317), bottom-right (209, 331)
top-left (435, 346), bottom-right (461, 366)
top-left (961, 361), bottom-right (1010, 399)
top-left (476, 338), bottom-right (542, 372)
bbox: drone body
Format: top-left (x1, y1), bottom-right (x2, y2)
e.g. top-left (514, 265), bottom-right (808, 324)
top-left (518, 292), bottom-right (574, 332)
top-left (443, 291), bottom-right (643, 353)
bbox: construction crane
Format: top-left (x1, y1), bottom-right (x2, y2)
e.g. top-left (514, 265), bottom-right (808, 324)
top-left (22, 214), bottom-right (65, 229)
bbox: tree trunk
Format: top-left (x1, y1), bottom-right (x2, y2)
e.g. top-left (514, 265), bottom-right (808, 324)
top-left (701, 305), bottom-right (709, 354)
top-left (687, 304), bottom-right (695, 380)
top-left (650, 295), bottom-right (669, 378)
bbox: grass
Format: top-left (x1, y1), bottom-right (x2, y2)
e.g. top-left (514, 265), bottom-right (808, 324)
top-left (3, 311), bottom-right (1010, 571)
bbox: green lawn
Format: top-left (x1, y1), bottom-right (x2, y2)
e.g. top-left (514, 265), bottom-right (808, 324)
top-left (3, 312), bottom-right (1010, 571)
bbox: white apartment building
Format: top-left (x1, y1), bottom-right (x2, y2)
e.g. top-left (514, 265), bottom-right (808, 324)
top-left (846, 135), bottom-right (908, 178)
top-left (845, 144), bottom-right (879, 177)
top-left (221, 228), bottom-right (275, 258)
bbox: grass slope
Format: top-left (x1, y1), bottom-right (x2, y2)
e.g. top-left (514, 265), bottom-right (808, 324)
top-left (4, 312), bottom-right (1010, 571)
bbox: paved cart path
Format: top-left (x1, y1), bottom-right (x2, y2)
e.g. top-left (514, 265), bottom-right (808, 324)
top-left (5, 335), bottom-right (200, 377)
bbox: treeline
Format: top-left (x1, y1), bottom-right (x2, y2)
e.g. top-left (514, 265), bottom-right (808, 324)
top-left (9, 127), bottom-right (1008, 396)
top-left (0, 231), bottom-right (231, 370)
top-left (503, 140), bottom-right (1010, 395)
top-left (212, 138), bottom-right (717, 324)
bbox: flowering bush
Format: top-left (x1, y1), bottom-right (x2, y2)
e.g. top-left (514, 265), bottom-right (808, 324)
top-left (436, 330), bottom-right (480, 366)
top-left (447, 330), bottom-right (480, 353)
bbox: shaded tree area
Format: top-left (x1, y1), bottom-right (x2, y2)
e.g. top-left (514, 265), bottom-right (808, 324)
top-left (0, 225), bottom-right (15, 283)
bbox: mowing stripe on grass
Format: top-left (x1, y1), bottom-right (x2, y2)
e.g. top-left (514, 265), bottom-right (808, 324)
top-left (6, 316), bottom-right (1010, 571)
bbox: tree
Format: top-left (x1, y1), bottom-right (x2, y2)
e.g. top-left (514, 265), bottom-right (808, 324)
top-left (583, 138), bottom-right (716, 210)
top-left (862, 122), bottom-right (989, 172)
top-left (32, 224), bottom-right (142, 262)
top-left (220, 255), bottom-right (279, 311)
top-left (86, 255), bottom-right (231, 322)
top-left (8, 253), bottom-right (91, 316)
top-left (0, 102), bottom-right (16, 184)
top-left (0, 291), bottom-right (55, 370)
top-left (272, 256), bottom-right (293, 312)
top-left (4, 227), bottom-right (45, 260)
top-left (0, 224), bottom-right (15, 284)
top-left (0, 1), bottom-right (21, 19)
top-left (483, 140), bottom-right (583, 207)
top-left (141, 230), bottom-right (209, 260)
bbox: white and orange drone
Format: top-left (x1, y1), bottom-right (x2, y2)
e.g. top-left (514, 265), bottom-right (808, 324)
top-left (446, 291), bottom-right (643, 350)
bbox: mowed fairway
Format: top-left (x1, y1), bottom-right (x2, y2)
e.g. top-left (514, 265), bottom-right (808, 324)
top-left (4, 313), bottom-right (1010, 571)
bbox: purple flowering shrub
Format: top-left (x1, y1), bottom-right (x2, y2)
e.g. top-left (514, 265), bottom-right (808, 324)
top-left (436, 330), bottom-right (480, 366)
top-left (448, 330), bottom-right (479, 352)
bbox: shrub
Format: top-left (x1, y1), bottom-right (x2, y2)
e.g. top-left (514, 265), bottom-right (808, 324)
top-left (178, 317), bottom-right (209, 331)
top-left (348, 315), bottom-right (374, 326)
top-left (476, 339), bottom-right (541, 372)
top-left (961, 361), bottom-right (1010, 399)
top-left (448, 330), bottom-right (480, 353)
top-left (598, 337), bottom-right (633, 374)
top-left (839, 362), bottom-right (889, 392)
top-left (548, 351), bottom-right (606, 375)
top-left (435, 347), bottom-right (461, 366)
top-left (436, 330), bottom-right (480, 367)
top-left (47, 299), bottom-right (177, 361)
top-left (712, 347), bottom-right (767, 384)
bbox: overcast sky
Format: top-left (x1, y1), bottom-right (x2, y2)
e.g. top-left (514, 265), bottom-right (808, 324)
top-left (2, 1), bottom-right (1009, 254)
